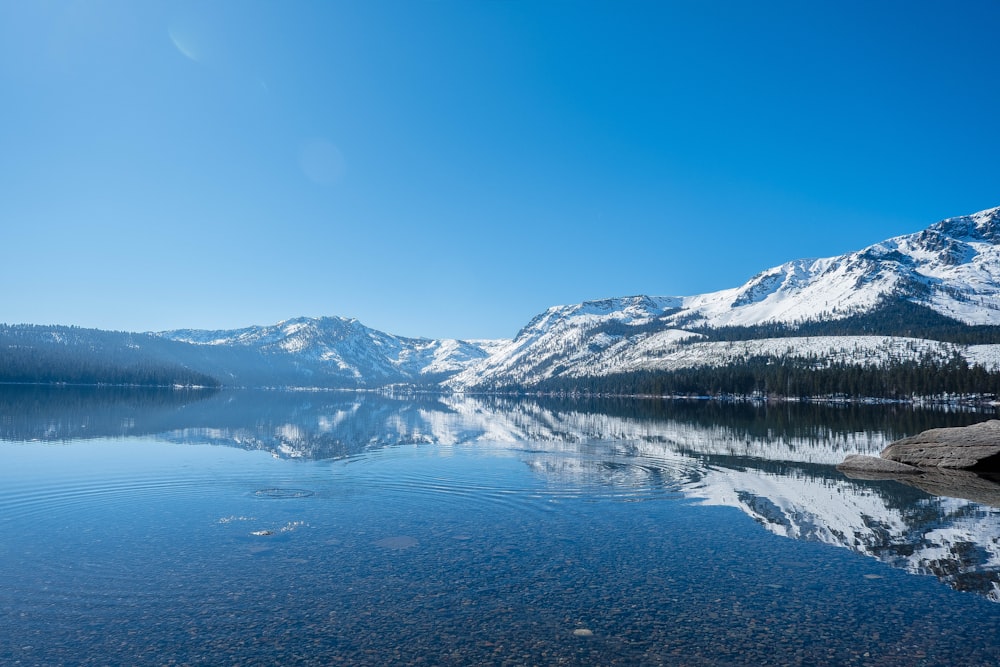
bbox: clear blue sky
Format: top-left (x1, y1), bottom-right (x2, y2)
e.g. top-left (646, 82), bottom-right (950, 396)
top-left (2, 1), bottom-right (998, 340)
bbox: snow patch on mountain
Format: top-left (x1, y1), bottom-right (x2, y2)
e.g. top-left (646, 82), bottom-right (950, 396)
top-left (446, 296), bottom-right (694, 388)
top-left (158, 316), bottom-right (506, 385)
top-left (680, 206), bottom-right (1000, 329)
top-left (599, 336), bottom-right (1000, 376)
top-left (449, 206), bottom-right (1000, 390)
top-left (966, 345), bottom-right (1000, 372)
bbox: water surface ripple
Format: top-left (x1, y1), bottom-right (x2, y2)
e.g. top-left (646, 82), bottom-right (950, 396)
top-left (2, 389), bottom-right (1000, 666)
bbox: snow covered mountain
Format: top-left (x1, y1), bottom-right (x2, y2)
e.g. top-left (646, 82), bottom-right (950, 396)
top-left (155, 316), bottom-right (506, 387)
top-left (448, 206), bottom-right (1000, 390)
top-left (0, 317), bottom-right (507, 388)
top-left (688, 205), bottom-right (1000, 327)
top-left (6, 205), bottom-right (1000, 390)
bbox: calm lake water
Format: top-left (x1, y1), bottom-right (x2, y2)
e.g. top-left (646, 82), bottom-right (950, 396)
top-left (2, 387), bottom-right (1000, 666)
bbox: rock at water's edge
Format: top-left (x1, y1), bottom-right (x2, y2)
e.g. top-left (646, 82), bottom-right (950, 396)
top-left (837, 454), bottom-right (921, 479)
top-left (881, 420), bottom-right (1000, 470)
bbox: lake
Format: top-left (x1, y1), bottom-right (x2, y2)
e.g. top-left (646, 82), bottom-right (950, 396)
top-left (2, 386), bottom-right (1000, 666)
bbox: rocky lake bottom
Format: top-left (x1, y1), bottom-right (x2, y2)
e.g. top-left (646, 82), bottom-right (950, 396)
top-left (2, 388), bottom-right (1000, 665)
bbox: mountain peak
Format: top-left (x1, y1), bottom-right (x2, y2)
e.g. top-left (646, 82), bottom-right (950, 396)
top-left (930, 206), bottom-right (1000, 243)
top-left (277, 315), bottom-right (358, 329)
top-left (448, 204), bottom-right (1000, 390)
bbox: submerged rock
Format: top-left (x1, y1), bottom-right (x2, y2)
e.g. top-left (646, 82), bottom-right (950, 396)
top-left (837, 454), bottom-right (921, 479)
top-left (894, 468), bottom-right (1000, 508)
top-left (881, 420), bottom-right (1000, 469)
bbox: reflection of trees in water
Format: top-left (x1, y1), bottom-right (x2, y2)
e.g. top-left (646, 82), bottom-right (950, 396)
top-left (491, 394), bottom-right (997, 443)
top-left (4, 386), bottom-right (1000, 602)
top-left (2, 387), bottom-right (996, 455)
top-left (0, 385), bottom-right (219, 441)
top-left (0, 386), bottom-right (442, 458)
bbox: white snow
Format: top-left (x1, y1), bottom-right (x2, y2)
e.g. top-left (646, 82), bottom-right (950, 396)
top-left (156, 316), bottom-right (507, 385)
top-left (146, 205), bottom-right (1000, 391)
top-left (449, 206), bottom-right (1000, 389)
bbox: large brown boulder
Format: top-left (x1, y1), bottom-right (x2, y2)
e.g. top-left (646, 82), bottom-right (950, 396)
top-left (836, 454), bottom-right (921, 479)
top-left (881, 420), bottom-right (1000, 470)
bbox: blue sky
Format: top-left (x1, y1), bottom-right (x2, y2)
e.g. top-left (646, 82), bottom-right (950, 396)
top-left (2, 1), bottom-right (999, 340)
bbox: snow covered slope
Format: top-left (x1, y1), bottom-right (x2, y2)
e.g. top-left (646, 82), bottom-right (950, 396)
top-left (449, 206), bottom-right (1000, 389)
top-left (158, 316), bottom-right (506, 386)
top-left (12, 206), bottom-right (998, 390)
top-left (686, 205), bottom-right (1000, 327)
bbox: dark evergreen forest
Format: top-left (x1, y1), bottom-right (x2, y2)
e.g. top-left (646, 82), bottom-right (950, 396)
top-left (0, 325), bottom-right (219, 387)
top-left (689, 299), bottom-right (1000, 344)
top-left (517, 354), bottom-right (1000, 400)
top-left (494, 300), bottom-right (1000, 399)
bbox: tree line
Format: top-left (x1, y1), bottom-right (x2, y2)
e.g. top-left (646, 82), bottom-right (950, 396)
top-left (0, 325), bottom-right (219, 387)
top-left (506, 353), bottom-right (1000, 401)
top-left (691, 299), bottom-right (1000, 345)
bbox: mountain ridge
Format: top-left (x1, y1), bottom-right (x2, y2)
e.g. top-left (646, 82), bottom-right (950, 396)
top-left (447, 206), bottom-right (1000, 390)
top-left (3, 205), bottom-right (1000, 393)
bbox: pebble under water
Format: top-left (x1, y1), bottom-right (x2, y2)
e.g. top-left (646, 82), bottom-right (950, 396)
top-left (2, 391), bottom-right (1000, 666)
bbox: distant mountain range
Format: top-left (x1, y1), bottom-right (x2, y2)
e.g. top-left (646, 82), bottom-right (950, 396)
top-left (447, 206), bottom-right (1000, 391)
top-left (0, 317), bottom-right (502, 388)
top-left (3, 206), bottom-right (1000, 394)
top-left (158, 316), bottom-right (505, 386)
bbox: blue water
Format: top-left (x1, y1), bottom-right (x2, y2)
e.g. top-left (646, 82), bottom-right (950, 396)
top-left (2, 390), bottom-right (1000, 665)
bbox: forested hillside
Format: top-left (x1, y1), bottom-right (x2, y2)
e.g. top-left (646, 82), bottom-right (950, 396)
top-left (0, 325), bottom-right (219, 387)
top-left (524, 353), bottom-right (1000, 400)
top-left (690, 299), bottom-right (1000, 345)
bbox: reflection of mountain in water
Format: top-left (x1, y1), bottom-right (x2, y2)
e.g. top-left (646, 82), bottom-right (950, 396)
top-left (3, 387), bottom-right (1000, 601)
top-left (0, 385), bottom-right (219, 441)
top-left (682, 460), bottom-right (1000, 602)
top-left (2, 387), bottom-right (990, 459)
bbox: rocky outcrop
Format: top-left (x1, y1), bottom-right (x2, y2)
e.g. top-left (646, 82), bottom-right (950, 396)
top-left (838, 421), bottom-right (1000, 504)
top-left (880, 420), bottom-right (1000, 469)
top-left (836, 454), bottom-right (921, 479)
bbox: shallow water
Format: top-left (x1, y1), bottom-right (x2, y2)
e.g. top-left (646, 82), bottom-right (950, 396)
top-left (2, 388), bottom-right (1000, 665)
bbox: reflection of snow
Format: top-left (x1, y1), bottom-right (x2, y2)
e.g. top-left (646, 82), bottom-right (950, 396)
top-left (160, 392), bottom-right (1000, 602)
top-left (317, 404), bottom-right (361, 432)
top-left (517, 439), bottom-right (1000, 603)
top-left (678, 465), bottom-right (1000, 603)
top-left (686, 466), bottom-right (910, 543)
top-left (438, 395), bottom-right (889, 464)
